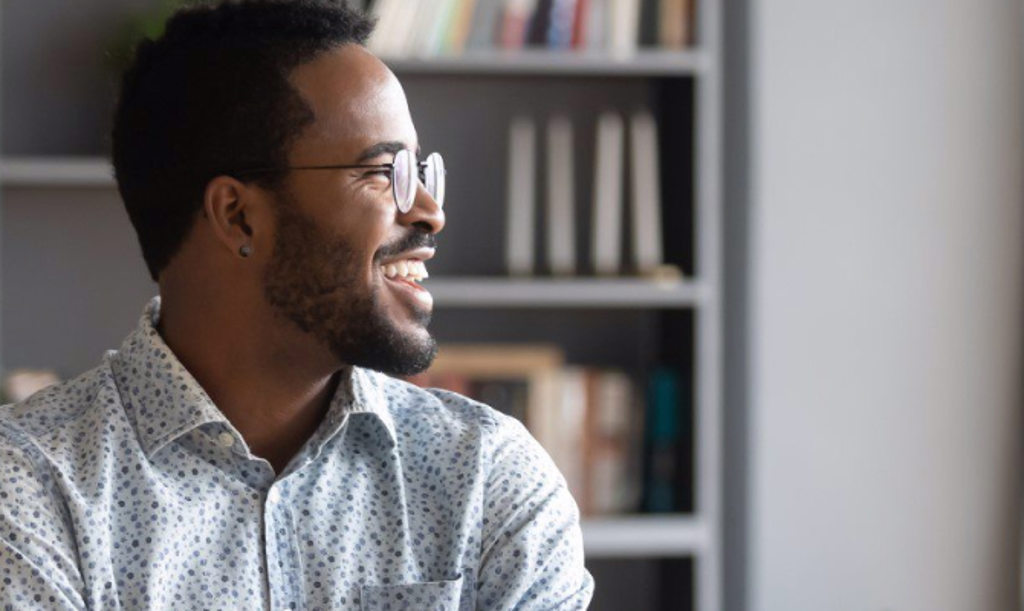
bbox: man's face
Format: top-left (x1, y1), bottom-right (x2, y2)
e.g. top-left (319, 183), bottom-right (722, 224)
top-left (261, 45), bottom-right (445, 376)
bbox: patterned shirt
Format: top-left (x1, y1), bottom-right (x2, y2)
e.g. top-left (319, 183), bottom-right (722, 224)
top-left (0, 298), bottom-right (594, 610)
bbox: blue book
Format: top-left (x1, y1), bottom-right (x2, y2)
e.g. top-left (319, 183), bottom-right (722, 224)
top-left (643, 367), bottom-right (679, 513)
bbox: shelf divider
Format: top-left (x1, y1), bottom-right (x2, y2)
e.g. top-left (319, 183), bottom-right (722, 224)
top-left (428, 276), bottom-right (707, 309)
top-left (384, 49), bottom-right (709, 77)
top-left (1, 157), bottom-right (114, 187)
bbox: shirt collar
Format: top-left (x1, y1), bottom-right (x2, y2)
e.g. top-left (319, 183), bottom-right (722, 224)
top-left (347, 366), bottom-right (398, 446)
top-left (110, 297), bottom-right (397, 458)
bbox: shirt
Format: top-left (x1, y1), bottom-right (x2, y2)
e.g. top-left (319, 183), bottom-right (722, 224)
top-left (0, 298), bottom-right (594, 610)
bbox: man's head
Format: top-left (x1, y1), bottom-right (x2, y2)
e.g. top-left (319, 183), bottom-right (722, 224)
top-left (112, 0), bottom-right (445, 375)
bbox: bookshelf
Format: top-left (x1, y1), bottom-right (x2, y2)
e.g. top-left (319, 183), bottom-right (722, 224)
top-left (0, 2), bottom-right (723, 610)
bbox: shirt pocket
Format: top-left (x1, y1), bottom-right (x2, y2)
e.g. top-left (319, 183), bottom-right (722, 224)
top-left (360, 573), bottom-right (467, 611)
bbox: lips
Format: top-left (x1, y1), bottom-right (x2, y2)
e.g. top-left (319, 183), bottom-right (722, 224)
top-left (378, 247), bottom-right (435, 310)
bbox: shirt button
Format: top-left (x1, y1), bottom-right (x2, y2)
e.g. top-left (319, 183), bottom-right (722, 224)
top-left (267, 488), bottom-right (282, 505)
top-left (217, 432), bottom-right (235, 448)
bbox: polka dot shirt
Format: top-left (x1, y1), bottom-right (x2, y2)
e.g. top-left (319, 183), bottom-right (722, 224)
top-left (0, 298), bottom-right (594, 609)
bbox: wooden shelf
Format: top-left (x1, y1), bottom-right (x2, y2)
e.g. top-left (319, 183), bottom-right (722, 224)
top-left (427, 276), bottom-right (707, 309)
top-left (385, 49), bottom-right (708, 77)
top-left (582, 515), bottom-right (708, 557)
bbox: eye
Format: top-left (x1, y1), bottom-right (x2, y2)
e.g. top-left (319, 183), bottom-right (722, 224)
top-left (362, 168), bottom-right (391, 179)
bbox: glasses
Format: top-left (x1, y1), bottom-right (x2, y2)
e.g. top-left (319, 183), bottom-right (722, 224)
top-left (231, 149), bottom-right (446, 214)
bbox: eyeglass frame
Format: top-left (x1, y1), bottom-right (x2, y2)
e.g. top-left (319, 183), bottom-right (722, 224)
top-left (226, 149), bottom-right (445, 214)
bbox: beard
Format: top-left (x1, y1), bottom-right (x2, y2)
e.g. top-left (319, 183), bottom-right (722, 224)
top-left (261, 198), bottom-right (437, 376)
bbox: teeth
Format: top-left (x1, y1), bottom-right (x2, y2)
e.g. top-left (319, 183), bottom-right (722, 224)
top-left (381, 259), bottom-right (429, 282)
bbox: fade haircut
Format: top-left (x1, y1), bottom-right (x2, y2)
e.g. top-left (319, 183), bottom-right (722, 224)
top-left (112, 0), bottom-right (375, 281)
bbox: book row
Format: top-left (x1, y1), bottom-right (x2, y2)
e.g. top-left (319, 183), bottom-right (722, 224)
top-left (366, 0), bottom-right (697, 58)
top-left (407, 344), bottom-right (691, 516)
top-left (507, 111), bottom-right (674, 278)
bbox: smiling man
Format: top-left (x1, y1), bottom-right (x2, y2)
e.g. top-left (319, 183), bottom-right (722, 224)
top-left (0, 1), bottom-right (593, 609)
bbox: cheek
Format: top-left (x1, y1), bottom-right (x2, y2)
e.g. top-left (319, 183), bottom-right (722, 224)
top-left (340, 207), bottom-right (393, 271)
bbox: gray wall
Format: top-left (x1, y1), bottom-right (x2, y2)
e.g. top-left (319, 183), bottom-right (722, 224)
top-left (1, 0), bottom-right (162, 155)
top-left (747, 1), bottom-right (1023, 609)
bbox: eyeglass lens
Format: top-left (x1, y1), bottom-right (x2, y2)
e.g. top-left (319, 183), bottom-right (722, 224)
top-left (393, 150), bottom-right (445, 213)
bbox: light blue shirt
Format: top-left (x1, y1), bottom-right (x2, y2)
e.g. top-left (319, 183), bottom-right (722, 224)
top-left (0, 298), bottom-right (594, 609)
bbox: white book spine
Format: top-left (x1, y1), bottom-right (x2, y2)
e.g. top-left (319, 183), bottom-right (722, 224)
top-left (609, 0), bottom-right (640, 58)
top-left (394, 0), bottom-right (431, 57)
top-left (555, 367), bottom-right (588, 505)
top-left (546, 116), bottom-right (576, 276)
top-left (592, 112), bottom-right (624, 275)
top-left (507, 117), bottom-right (537, 276)
top-left (629, 110), bottom-right (664, 272)
top-left (366, 0), bottom-right (398, 56)
top-left (585, 0), bottom-right (608, 52)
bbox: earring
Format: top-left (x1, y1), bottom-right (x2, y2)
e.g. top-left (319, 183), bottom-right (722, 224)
top-left (239, 244), bottom-right (252, 258)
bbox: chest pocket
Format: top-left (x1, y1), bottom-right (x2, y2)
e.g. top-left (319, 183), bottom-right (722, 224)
top-left (360, 574), bottom-right (469, 611)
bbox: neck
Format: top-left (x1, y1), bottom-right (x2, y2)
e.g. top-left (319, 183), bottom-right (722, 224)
top-left (157, 291), bottom-right (343, 475)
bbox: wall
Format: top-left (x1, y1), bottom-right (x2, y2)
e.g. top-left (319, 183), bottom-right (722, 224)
top-left (747, 1), bottom-right (1023, 610)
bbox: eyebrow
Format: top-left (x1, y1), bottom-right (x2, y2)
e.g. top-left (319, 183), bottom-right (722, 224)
top-left (355, 141), bottom-right (423, 163)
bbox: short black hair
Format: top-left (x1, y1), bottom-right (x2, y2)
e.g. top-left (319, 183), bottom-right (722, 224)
top-left (112, 0), bottom-right (375, 281)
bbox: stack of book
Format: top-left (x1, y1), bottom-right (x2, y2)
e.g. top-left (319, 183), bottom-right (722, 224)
top-left (406, 344), bottom-right (691, 515)
top-left (366, 0), bottom-right (696, 58)
top-left (507, 110), bottom-right (675, 278)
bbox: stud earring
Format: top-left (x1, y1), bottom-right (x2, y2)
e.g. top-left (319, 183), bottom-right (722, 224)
top-left (239, 244), bottom-right (252, 258)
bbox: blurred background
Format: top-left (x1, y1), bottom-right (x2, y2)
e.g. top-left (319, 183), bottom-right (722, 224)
top-left (0, 1), bottom-right (1021, 610)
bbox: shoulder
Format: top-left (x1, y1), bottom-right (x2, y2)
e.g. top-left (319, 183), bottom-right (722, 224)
top-left (366, 369), bottom-right (510, 431)
top-left (0, 361), bottom-right (122, 463)
top-left (367, 370), bottom-right (552, 470)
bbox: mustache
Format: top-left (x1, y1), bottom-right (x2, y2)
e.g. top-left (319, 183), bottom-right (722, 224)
top-left (375, 232), bottom-right (437, 263)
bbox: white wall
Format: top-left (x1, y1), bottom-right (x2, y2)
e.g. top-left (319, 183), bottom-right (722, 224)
top-left (747, 1), bottom-right (1023, 610)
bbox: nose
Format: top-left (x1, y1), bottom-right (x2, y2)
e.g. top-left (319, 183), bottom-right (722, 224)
top-left (401, 182), bottom-right (445, 234)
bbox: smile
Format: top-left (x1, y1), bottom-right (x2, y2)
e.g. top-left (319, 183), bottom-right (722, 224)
top-left (381, 259), bottom-right (428, 283)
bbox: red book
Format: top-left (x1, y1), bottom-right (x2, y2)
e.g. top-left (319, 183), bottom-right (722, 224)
top-left (571, 0), bottom-right (590, 48)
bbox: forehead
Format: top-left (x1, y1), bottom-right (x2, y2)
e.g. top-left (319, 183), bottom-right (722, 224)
top-left (287, 44), bottom-right (417, 159)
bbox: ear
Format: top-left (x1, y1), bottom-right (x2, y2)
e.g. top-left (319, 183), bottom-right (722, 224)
top-left (200, 176), bottom-right (273, 260)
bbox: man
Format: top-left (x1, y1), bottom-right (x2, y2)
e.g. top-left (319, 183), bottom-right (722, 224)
top-left (0, 1), bottom-right (593, 609)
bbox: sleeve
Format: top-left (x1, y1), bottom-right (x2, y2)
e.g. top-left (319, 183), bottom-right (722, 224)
top-left (476, 415), bottom-right (595, 610)
top-left (0, 431), bottom-right (86, 610)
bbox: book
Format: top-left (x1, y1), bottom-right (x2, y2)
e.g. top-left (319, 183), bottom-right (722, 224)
top-left (507, 117), bottom-right (538, 276)
top-left (499, 0), bottom-right (537, 49)
top-left (570, 0), bottom-right (589, 48)
top-left (637, 0), bottom-right (658, 47)
top-left (659, 0), bottom-right (693, 48)
top-left (366, 0), bottom-right (399, 56)
top-left (525, 0), bottom-right (555, 46)
top-left (410, 0), bottom-right (449, 56)
top-left (545, 115), bottom-right (576, 275)
top-left (467, 0), bottom-right (506, 49)
top-left (629, 110), bottom-right (664, 274)
top-left (554, 367), bottom-right (589, 507)
top-left (547, 0), bottom-right (579, 49)
top-left (445, 0), bottom-right (480, 53)
top-left (582, 0), bottom-right (608, 51)
top-left (583, 369), bottom-right (640, 515)
top-left (591, 112), bottom-right (625, 275)
top-left (423, 0), bottom-right (464, 55)
top-left (643, 367), bottom-right (680, 513)
top-left (608, 0), bottom-right (641, 57)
